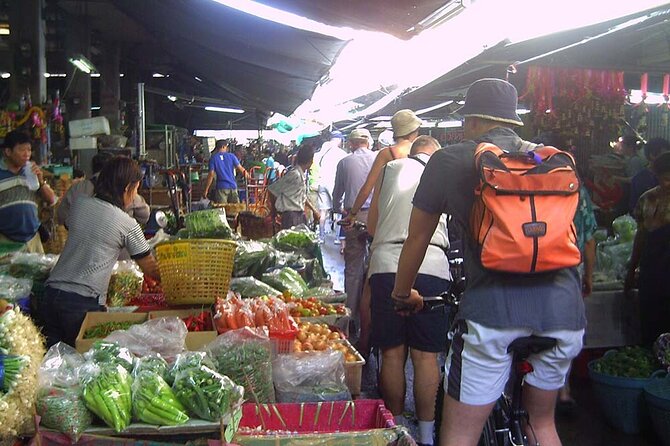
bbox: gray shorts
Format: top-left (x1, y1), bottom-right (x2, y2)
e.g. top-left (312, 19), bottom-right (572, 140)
top-left (317, 186), bottom-right (332, 211)
top-left (214, 188), bottom-right (240, 204)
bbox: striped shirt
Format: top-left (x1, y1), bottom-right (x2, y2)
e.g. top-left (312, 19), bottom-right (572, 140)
top-left (332, 147), bottom-right (376, 212)
top-left (46, 196), bottom-right (150, 304)
top-left (0, 159), bottom-right (40, 242)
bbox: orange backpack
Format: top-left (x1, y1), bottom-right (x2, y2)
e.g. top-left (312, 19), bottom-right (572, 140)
top-left (470, 142), bottom-right (581, 274)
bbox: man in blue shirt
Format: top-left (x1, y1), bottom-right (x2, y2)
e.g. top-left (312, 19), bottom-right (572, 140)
top-left (0, 130), bottom-right (57, 253)
top-left (203, 139), bottom-right (248, 203)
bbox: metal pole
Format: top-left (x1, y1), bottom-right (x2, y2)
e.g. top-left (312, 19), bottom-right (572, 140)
top-left (138, 82), bottom-right (146, 159)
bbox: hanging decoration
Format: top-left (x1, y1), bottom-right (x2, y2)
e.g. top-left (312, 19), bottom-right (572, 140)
top-left (520, 66), bottom-right (626, 141)
top-left (631, 73), bottom-right (650, 135)
top-left (659, 74), bottom-right (670, 127)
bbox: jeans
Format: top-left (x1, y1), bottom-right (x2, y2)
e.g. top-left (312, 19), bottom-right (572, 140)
top-left (39, 286), bottom-right (105, 348)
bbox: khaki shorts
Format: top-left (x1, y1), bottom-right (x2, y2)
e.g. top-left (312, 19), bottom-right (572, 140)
top-left (444, 320), bottom-right (584, 405)
top-left (0, 232), bottom-right (44, 254)
top-left (215, 188), bottom-right (240, 204)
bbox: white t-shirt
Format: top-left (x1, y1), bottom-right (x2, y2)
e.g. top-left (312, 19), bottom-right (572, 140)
top-left (368, 153), bottom-right (451, 280)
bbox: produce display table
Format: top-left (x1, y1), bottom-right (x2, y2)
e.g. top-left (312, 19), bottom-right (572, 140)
top-left (584, 289), bottom-right (641, 348)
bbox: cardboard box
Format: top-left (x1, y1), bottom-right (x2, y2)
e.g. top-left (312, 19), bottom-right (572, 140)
top-left (75, 312), bottom-right (148, 353)
top-left (69, 136), bottom-right (97, 150)
top-left (149, 309), bottom-right (217, 351)
top-left (69, 116), bottom-right (110, 137)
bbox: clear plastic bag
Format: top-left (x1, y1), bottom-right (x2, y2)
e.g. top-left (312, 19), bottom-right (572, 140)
top-left (230, 276), bottom-right (281, 298)
top-left (0, 275), bottom-right (32, 301)
top-left (166, 351), bottom-right (216, 386)
top-left (272, 225), bottom-right (318, 253)
top-left (8, 253), bottom-right (58, 282)
top-left (273, 350), bottom-right (351, 403)
top-left (38, 342), bottom-right (86, 388)
top-left (184, 208), bottom-right (233, 239)
top-left (107, 260), bottom-right (144, 307)
top-left (233, 241), bottom-right (273, 277)
top-left (83, 340), bottom-right (134, 372)
top-left (205, 327), bottom-right (275, 403)
top-left (261, 267), bottom-right (308, 298)
top-left (36, 386), bottom-right (93, 441)
top-left (104, 317), bottom-right (187, 360)
top-left (172, 364), bottom-right (244, 422)
top-left (132, 354), bottom-right (169, 379)
top-left (131, 370), bottom-right (189, 425)
top-left (80, 362), bottom-right (132, 432)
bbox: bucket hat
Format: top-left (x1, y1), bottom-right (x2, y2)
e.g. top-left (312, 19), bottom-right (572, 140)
top-left (457, 78), bottom-right (524, 126)
top-left (391, 109), bottom-right (422, 138)
top-left (349, 128), bottom-right (372, 142)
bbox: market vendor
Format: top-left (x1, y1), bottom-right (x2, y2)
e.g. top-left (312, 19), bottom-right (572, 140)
top-left (203, 139), bottom-right (248, 203)
top-left (626, 151), bottom-right (670, 345)
top-left (268, 144), bottom-right (320, 229)
top-left (40, 156), bottom-right (160, 348)
top-left (0, 130), bottom-right (57, 253)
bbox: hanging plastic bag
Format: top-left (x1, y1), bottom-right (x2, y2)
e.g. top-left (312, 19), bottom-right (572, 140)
top-left (273, 350), bottom-right (351, 403)
top-left (107, 260), bottom-right (144, 307)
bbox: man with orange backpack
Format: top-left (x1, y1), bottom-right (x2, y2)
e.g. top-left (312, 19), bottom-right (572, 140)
top-left (392, 78), bottom-right (585, 446)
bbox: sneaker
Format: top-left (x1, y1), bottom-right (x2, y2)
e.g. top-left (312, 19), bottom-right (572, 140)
top-left (333, 238), bottom-right (341, 245)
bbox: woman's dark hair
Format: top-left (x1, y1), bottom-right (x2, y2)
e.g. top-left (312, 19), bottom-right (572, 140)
top-left (295, 145), bottom-right (315, 166)
top-left (94, 156), bottom-right (143, 208)
top-left (644, 137), bottom-right (670, 160)
top-left (3, 130), bottom-right (31, 150)
top-left (653, 152), bottom-right (670, 176)
top-left (92, 152), bottom-right (113, 174)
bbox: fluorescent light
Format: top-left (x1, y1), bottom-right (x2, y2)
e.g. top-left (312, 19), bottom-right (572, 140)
top-left (167, 95), bottom-right (177, 102)
top-left (205, 106), bottom-right (245, 114)
top-left (370, 116), bottom-right (392, 121)
top-left (516, 108), bottom-right (531, 115)
top-left (630, 89), bottom-right (667, 105)
top-left (120, 73), bottom-right (125, 77)
top-left (0, 27), bottom-right (9, 36)
top-left (90, 73), bottom-right (101, 78)
top-left (194, 76), bottom-right (203, 82)
top-left (456, 100), bottom-right (465, 105)
top-left (0, 72), bottom-right (10, 79)
top-left (153, 73), bottom-right (166, 78)
top-left (68, 54), bottom-right (97, 74)
top-left (91, 106), bottom-right (101, 110)
top-left (416, 100), bottom-right (454, 115)
top-left (437, 120), bottom-right (463, 128)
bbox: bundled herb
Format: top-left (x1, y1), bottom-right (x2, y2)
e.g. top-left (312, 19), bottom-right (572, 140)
top-left (166, 351), bottom-right (216, 385)
top-left (132, 370), bottom-right (189, 425)
top-left (83, 321), bottom-right (141, 339)
top-left (132, 354), bottom-right (169, 379)
top-left (172, 365), bottom-right (244, 421)
top-left (81, 364), bottom-right (132, 432)
top-left (36, 386), bottom-right (92, 440)
top-left (184, 209), bottom-right (233, 239)
top-left (592, 346), bottom-right (659, 378)
top-left (0, 354), bottom-right (29, 394)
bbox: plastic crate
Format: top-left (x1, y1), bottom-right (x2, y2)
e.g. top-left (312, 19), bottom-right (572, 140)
top-left (269, 330), bottom-right (297, 358)
top-left (645, 372), bottom-right (670, 445)
top-left (238, 399), bottom-right (394, 434)
top-left (588, 356), bottom-right (662, 434)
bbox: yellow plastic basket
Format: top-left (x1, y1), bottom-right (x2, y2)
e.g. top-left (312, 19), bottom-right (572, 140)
top-left (155, 239), bottom-right (237, 305)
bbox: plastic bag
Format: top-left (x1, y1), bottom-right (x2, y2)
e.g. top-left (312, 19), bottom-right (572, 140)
top-left (304, 287), bottom-right (346, 304)
top-left (104, 317), bottom-right (187, 360)
top-left (83, 340), bottom-right (134, 371)
top-left (132, 354), bottom-right (169, 379)
top-left (107, 260), bottom-right (144, 307)
top-left (654, 334), bottom-right (670, 370)
top-left (8, 253), bottom-right (58, 281)
top-left (230, 277), bottom-right (281, 298)
top-left (272, 225), bottom-right (318, 253)
top-left (80, 362), bottom-right (132, 432)
top-left (205, 327), bottom-right (275, 403)
top-left (612, 214), bottom-right (637, 242)
top-left (184, 208), bottom-right (233, 239)
top-left (261, 267), bottom-right (308, 297)
top-left (36, 386), bottom-right (93, 440)
top-left (132, 370), bottom-right (189, 425)
top-left (166, 351), bottom-right (216, 385)
top-left (273, 350), bottom-right (351, 403)
top-left (233, 241), bottom-right (273, 277)
top-left (0, 275), bottom-right (32, 301)
top-left (38, 342), bottom-right (86, 388)
top-left (172, 364), bottom-right (244, 422)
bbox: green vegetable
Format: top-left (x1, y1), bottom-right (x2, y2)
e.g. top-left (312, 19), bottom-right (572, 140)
top-left (172, 365), bottom-right (244, 422)
top-left (592, 346), bottom-right (659, 378)
top-left (108, 268), bottom-right (143, 307)
top-left (132, 370), bottom-right (188, 425)
top-left (84, 341), bottom-right (134, 372)
top-left (132, 354), bottom-right (169, 379)
top-left (0, 354), bottom-right (28, 394)
top-left (83, 321), bottom-right (141, 339)
top-left (82, 364), bottom-right (132, 432)
top-left (261, 267), bottom-right (308, 298)
top-left (611, 215), bottom-right (637, 243)
top-left (184, 209), bottom-right (233, 239)
top-left (272, 227), bottom-right (318, 252)
top-left (233, 241), bottom-right (273, 277)
top-left (36, 386), bottom-right (92, 440)
top-left (230, 277), bottom-right (281, 298)
top-left (166, 352), bottom-right (217, 385)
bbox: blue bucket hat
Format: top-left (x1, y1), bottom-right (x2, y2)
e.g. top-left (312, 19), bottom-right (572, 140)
top-left (457, 78), bottom-right (524, 126)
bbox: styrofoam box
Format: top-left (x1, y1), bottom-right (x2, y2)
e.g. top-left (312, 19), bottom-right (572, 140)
top-left (69, 136), bottom-right (97, 150)
top-left (69, 116), bottom-right (110, 137)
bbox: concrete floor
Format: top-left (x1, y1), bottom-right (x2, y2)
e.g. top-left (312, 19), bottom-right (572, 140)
top-left (319, 226), bottom-right (657, 446)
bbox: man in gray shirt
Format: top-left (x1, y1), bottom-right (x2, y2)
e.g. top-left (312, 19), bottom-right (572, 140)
top-left (332, 128), bottom-right (376, 336)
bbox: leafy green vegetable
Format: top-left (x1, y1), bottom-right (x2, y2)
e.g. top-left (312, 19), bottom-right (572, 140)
top-left (592, 346), bottom-right (658, 378)
top-left (233, 241), bottom-right (273, 277)
top-left (261, 267), bottom-right (308, 298)
top-left (166, 352), bottom-right (216, 385)
top-left (611, 215), bottom-right (637, 243)
top-left (132, 354), bottom-right (169, 379)
top-left (184, 209), bottom-right (233, 239)
top-left (272, 226), bottom-right (318, 252)
top-left (230, 277), bottom-right (281, 298)
top-left (84, 341), bottom-right (134, 372)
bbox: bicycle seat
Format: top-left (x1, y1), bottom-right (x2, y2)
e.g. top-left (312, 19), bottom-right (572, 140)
top-left (507, 336), bottom-right (557, 359)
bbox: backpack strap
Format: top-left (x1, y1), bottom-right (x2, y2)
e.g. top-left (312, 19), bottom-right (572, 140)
top-left (408, 154), bottom-right (428, 166)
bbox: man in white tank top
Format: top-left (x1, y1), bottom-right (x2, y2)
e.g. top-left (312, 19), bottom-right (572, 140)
top-left (367, 135), bottom-right (451, 446)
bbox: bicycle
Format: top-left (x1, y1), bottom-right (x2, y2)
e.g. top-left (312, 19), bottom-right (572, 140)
top-left (434, 281), bottom-right (558, 446)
